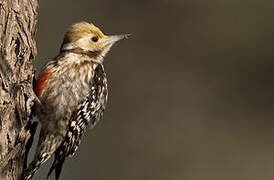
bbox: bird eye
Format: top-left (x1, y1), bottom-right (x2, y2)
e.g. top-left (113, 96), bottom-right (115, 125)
top-left (91, 36), bottom-right (98, 42)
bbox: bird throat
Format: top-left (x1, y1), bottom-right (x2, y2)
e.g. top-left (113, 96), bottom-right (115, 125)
top-left (60, 48), bottom-right (103, 63)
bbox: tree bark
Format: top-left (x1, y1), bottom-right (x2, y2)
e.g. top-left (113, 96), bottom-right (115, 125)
top-left (0, 0), bottom-right (38, 179)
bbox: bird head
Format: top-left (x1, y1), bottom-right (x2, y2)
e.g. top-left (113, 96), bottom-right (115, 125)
top-left (61, 22), bottom-right (129, 58)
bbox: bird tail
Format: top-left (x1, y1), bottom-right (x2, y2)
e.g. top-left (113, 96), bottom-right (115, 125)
top-left (47, 141), bottom-right (67, 180)
top-left (23, 153), bottom-right (51, 180)
top-left (47, 123), bottom-right (82, 180)
top-left (23, 129), bottom-right (63, 180)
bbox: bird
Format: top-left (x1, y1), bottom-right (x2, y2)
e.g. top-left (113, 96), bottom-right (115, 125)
top-left (23, 22), bottom-right (129, 180)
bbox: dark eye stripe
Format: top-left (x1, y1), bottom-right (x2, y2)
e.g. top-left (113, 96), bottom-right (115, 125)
top-left (91, 36), bottom-right (98, 42)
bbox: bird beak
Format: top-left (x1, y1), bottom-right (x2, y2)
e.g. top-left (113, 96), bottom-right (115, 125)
top-left (103, 34), bottom-right (130, 46)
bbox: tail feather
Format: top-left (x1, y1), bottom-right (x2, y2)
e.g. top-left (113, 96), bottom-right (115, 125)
top-left (23, 129), bottom-right (63, 180)
top-left (55, 157), bottom-right (65, 180)
top-left (47, 141), bottom-right (68, 180)
top-left (23, 153), bottom-right (51, 180)
top-left (47, 155), bottom-right (57, 179)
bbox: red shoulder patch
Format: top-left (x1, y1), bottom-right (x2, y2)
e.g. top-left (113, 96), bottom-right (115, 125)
top-left (34, 69), bottom-right (52, 98)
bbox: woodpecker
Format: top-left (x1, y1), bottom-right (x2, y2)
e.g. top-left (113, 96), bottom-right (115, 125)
top-left (23, 22), bottom-right (129, 180)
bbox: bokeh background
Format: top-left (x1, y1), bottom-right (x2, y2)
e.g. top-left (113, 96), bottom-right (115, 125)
top-left (31, 0), bottom-right (274, 180)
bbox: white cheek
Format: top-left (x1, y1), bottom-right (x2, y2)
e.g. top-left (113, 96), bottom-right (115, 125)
top-left (76, 37), bottom-right (91, 51)
top-left (62, 42), bottom-right (76, 51)
top-left (61, 36), bottom-right (93, 51)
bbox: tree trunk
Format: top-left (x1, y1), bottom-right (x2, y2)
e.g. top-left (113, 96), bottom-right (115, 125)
top-left (0, 0), bottom-right (38, 179)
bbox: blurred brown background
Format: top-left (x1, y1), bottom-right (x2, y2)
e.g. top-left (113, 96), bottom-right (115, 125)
top-left (32, 0), bottom-right (274, 179)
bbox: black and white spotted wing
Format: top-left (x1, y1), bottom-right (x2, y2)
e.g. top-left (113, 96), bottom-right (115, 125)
top-left (47, 64), bottom-right (108, 179)
top-left (67, 64), bottom-right (108, 156)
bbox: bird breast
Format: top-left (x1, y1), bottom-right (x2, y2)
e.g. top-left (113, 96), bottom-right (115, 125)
top-left (37, 57), bottom-right (99, 135)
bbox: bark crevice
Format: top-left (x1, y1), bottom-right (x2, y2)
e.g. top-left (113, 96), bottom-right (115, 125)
top-left (0, 0), bottom-right (38, 179)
